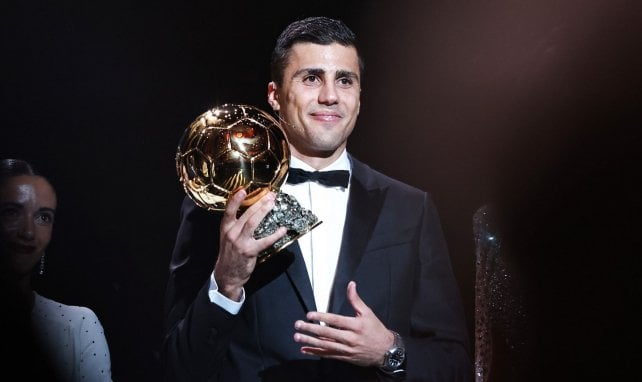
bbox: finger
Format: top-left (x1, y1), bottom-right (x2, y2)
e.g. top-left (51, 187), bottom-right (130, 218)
top-left (295, 319), bottom-right (360, 350)
top-left (299, 345), bottom-right (357, 362)
top-left (243, 192), bottom-right (276, 229)
top-left (227, 188), bottom-right (247, 215)
top-left (254, 226), bottom-right (287, 249)
top-left (304, 311), bottom-right (353, 331)
top-left (222, 189), bottom-right (247, 230)
top-left (237, 192), bottom-right (278, 243)
top-left (295, 319), bottom-right (340, 338)
top-left (293, 331), bottom-right (349, 353)
top-left (346, 281), bottom-right (369, 316)
top-left (299, 346), bottom-right (339, 357)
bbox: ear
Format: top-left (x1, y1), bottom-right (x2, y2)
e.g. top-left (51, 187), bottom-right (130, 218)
top-left (267, 82), bottom-right (280, 111)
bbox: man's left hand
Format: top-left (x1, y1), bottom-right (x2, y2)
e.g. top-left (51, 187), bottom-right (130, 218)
top-left (293, 281), bottom-right (394, 367)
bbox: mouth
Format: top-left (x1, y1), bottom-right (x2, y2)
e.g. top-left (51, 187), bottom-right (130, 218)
top-left (310, 111), bottom-right (342, 123)
top-left (6, 242), bottom-right (37, 254)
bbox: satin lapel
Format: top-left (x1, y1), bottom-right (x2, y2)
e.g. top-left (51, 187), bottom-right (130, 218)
top-left (328, 167), bottom-right (385, 314)
top-left (284, 240), bottom-right (317, 313)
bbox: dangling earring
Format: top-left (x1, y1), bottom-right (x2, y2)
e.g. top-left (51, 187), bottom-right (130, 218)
top-left (39, 253), bottom-right (45, 275)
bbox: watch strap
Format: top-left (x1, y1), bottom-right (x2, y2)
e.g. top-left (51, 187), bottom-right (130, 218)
top-left (379, 330), bottom-right (406, 378)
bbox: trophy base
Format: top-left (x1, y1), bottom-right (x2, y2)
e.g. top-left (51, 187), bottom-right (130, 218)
top-left (253, 191), bottom-right (322, 264)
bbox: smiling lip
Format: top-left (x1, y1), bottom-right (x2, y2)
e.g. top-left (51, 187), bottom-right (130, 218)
top-left (310, 111), bottom-right (342, 122)
top-left (7, 242), bottom-right (37, 254)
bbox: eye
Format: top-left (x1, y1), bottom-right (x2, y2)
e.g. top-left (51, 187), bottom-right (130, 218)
top-left (337, 77), bottom-right (355, 88)
top-left (0, 206), bottom-right (20, 220)
top-left (302, 75), bottom-right (321, 85)
top-left (36, 211), bottom-right (55, 226)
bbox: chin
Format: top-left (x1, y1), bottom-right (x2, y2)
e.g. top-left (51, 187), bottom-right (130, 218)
top-left (10, 256), bottom-right (39, 273)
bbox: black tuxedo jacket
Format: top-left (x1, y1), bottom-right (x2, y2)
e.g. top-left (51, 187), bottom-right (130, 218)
top-left (162, 156), bottom-right (472, 381)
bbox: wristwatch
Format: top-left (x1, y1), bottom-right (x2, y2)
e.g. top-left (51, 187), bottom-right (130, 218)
top-left (379, 330), bottom-right (406, 377)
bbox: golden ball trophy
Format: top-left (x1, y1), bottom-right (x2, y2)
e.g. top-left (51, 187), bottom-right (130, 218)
top-left (175, 103), bottom-right (321, 263)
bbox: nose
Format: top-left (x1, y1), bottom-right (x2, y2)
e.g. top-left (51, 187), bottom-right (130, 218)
top-left (318, 82), bottom-right (338, 105)
top-left (17, 216), bottom-right (35, 240)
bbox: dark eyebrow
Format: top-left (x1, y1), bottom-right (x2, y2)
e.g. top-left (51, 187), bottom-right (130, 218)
top-left (292, 68), bottom-right (359, 83)
top-left (0, 202), bottom-right (23, 210)
top-left (336, 70), bottom-right (359, 82)
top-left (39, 207), bottom-right (56, 215)
top-left (293, 68), bottom-right (325, 78)
top-left (0, 203), bottom-right (55, 216)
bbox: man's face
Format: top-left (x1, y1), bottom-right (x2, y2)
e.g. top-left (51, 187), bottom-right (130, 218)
top-left (268, 42), bottom-right (361, 162)
top-left (0, 175), bottom-right (56, 277)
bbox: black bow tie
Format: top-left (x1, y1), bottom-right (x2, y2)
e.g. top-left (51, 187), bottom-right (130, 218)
top-left (286, 168), bottom-right (350, 188)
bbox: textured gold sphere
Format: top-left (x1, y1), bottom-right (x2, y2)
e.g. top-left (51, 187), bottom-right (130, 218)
top-left (176, 104), bottom-right (290, 211)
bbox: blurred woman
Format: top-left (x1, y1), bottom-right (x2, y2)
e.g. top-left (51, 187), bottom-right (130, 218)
top-left (0, 158), bottom-right (112, 381)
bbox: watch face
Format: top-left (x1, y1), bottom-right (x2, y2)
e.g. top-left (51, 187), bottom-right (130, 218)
top-left (386, 348), bottom-right (405, 369)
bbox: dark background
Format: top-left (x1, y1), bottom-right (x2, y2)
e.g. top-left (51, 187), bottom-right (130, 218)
top-left (2, 1), bottom-right (640, 380)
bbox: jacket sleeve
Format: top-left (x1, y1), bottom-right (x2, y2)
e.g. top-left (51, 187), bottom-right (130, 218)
top-left (405, 193), bottom-right (472, 381)
top-left (161, 196), bottom-right (238, 381)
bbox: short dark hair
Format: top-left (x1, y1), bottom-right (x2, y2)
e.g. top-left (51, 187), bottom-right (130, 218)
top-left (270, 16), bottom-right (364, 85)
top-left (0, 158), bottom-right (37, 181)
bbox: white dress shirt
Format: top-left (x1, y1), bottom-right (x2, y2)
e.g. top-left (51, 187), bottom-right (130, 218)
top-left (280, 150), bottom-right (351, 313)
top-left (209, 150), bottom-right (351, 314)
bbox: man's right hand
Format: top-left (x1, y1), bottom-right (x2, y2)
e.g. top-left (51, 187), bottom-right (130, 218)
top-left (213, 189), bottom-right (287, 301)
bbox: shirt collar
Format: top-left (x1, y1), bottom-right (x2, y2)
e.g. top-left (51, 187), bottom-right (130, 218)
top-left (289, 149), bottom-right (351, 173)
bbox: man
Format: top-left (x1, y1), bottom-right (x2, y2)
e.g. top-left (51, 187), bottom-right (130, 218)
top-left (162, 16), bottom-right (471, 381)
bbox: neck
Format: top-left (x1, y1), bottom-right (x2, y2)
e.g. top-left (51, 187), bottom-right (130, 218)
top-left (18, 276), bottom-right (36, 309)
top-left (289, 147), bottom-right (346, 170)
top-left (3, 274), bottom-right (35, 313)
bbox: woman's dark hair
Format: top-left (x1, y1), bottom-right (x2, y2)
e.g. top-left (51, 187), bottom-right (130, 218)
top-left (270, 16), bottom-right (365, 85)
top-left (0, 158), bottom-right (37, 182)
